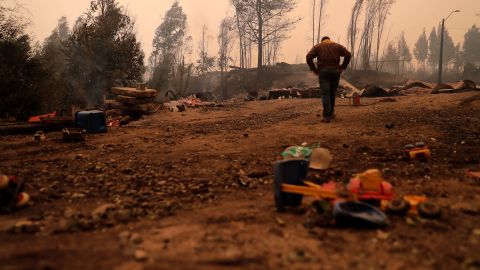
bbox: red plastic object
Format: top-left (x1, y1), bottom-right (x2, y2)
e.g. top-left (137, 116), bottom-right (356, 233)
top-left (353, 94), bottom-right (361, 106)
top-left (28, 112), bottom-right (57, 123)
top-left (347, 169), bottom-right (394, 201)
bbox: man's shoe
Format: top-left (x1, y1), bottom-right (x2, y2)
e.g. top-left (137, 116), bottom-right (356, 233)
top-left (321, 117), bottom-right (331, 123)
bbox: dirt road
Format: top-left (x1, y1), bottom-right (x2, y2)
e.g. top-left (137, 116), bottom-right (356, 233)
top-left (1, 93), bottom-right (480, 270)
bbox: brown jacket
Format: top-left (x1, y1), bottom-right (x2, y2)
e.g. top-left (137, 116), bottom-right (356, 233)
top-left (306, 41), bottom-right (352, 72)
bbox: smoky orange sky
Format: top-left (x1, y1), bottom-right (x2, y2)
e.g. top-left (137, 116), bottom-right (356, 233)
top-left (6, 0), bottom-right (480, 65)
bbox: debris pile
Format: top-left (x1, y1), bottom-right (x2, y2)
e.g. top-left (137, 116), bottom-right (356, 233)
top-left (104, 84), bottom-right (159, 125)
top-left (267, 79), bottom-right (478, 100)
top-left (268, 87), bottom-right (322, 99)
top-left (164, 95), bottom-right (219, 112)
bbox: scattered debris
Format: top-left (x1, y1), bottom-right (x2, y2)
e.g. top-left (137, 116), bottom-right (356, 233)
top-left (62, 128), bottom-right (87, 142)
top-left (403, 80), bottom-right (434, 90)
top-left (34, 131), bottom-right (46, 141)
top-left (361, 85), bottom-right (390, 97)
top-left (431, 80), bottom-right (478, 94)
top-left (380, 98), bottom-right (397, 102)
top-left (164, 95), bottom-right (218, 112)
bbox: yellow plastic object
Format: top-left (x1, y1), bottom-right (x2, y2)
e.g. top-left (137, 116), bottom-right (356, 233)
top-left (281, 183), bottom-right (338, 200)
top-left (408, 148), bottom-right (431, 160)
top-left (357, 169), bottom-right (384, 191)
top-left (403, 195), bottom-right (428, 215)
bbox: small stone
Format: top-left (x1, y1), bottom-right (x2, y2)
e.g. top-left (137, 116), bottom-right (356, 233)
top-left (451, 203), bottom-right (480, 215)
top-left (115, 209), bottom-right (132, 223)
top-left (92, 203), bottom-right (116, 218)
top-left (72, 192), bottom-right (86, 199)
top-left (55, 218), bottom-right (73, 233)
top-left (247, 169), bottom-right (269, 178)
top-left (76, 154), bottom-right (87, 159)
top-left (405, 217), bottom-right (416, 226)
top-left (130, 233), bottom-right (143, 244)
top-left (377, 230), bottom-right (390, 240)
top-left (12, 220), bottom-right (40, 234)
top-left (134, 249), bottom-right (148, 261)
top-left (119, 231), bottom-right (131, 243)
top-left (275, 217), bottom-right (286, 227)
top-left (63, 208), bottom-right (76, 218)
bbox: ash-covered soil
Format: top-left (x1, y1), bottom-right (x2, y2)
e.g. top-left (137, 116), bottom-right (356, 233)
top-left (0, 93), bottom-right (479, 270)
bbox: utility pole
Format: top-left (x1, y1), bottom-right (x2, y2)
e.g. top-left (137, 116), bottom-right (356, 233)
top-left (438, 18), bottom-right (445, 84)
top-left (438, 10), bottom-right (460, 84)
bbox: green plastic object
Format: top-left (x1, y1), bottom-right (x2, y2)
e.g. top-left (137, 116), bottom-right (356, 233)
top-left (281, 146), bottom-right (313, 159)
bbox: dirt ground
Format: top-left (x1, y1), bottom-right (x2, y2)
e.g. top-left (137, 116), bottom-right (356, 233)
top-left (1, 92), bottom-right (480, 270)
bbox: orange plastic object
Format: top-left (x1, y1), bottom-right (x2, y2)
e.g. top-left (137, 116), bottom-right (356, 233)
top-left (466, 170), bottom-right (480, 180)
top-left (403, 195), bottom-right (428, 215)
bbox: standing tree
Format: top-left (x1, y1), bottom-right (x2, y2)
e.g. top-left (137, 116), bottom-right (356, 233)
top-left (150, 1), bottom-right (192, 95)
top-left (195, 25), bottom-right (215, 78)
top-left (397, 31), bottom-right (411, 75)
top-left (39, 16), bottom-right (71, 110)
top-left (66, 0), bottom-right (144, 106)
top-left (382, 41), bottom-right (398, 74)
top-left (441, 27), bottom-right (456, 71)
top-left (316, 0), bottom-right (328, 44)
top-left (413, 28), bottom-right (428, 70)
top-left (230, 0), bottom-right (299, 80)
top-left (218, 17), bottom-right (235, 98)
top-left (462, 25), bottom-right (480, 66)
top-left (427, 26), bottom-right (439, 71)
top-left (374, 0), bottom-right (394, 70)
top-left (347, 0), bottom-right (364, 70)
top-left (0, 3), bottom-right (46, 118)
top-left (312, 0), bottom-right (315, 46)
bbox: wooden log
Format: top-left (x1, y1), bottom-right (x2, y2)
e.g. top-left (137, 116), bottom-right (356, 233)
top-left (115, 95), bottom-right (155, 105)
top-left (104, 100), bottom-right (156, 113)
top-left (0, 121), bottom-right (75, 135)
top-left (111, 87), bottom-right (157, 98)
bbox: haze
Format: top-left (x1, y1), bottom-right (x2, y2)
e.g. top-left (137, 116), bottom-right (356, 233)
top-left (6, 0), bottom-right (480, 65)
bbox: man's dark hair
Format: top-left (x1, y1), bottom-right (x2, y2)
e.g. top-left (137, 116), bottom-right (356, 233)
top-left (321, 36), bottom-right (330, 41)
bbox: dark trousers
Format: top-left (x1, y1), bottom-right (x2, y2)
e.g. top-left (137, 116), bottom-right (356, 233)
top-left (318, 68), bottom-right (340, 118)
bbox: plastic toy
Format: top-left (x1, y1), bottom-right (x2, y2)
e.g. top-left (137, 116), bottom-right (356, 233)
top-left (404, 142), bottom-right (431, 161)
top-left (386, 195), bottom-right (441, 219)
top-left (347, 169), bottom-right (394, 205)
top-left (274, 161), bottom-right (394, 212)
top-left (0, 175), bottom-right (29, 212)
top-left (333, 201), bottom-right (388, 227)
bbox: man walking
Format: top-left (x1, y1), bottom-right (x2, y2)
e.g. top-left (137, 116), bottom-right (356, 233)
top-left (306, 36), bottom-right (351, 123)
